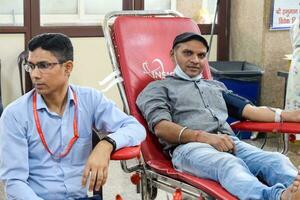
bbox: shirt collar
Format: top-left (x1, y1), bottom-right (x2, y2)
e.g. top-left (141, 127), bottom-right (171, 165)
top-left (35, 86), bottom-right (75, 110)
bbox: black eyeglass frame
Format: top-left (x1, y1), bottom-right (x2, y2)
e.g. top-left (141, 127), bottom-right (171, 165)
top-left (23, 61), bottom-right (64, 73)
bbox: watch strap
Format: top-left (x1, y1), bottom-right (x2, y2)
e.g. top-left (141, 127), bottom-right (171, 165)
top-left (101, 136), bottom-right (116, 152)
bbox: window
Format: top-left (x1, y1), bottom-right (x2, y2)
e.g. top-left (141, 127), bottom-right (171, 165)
top-left (40, 0), bottom-right (123, 26)
top-left (144, 0), bottom-right (218, 24)
top-left (0, 0), bottom-right (24, 26)
top-left (144, 0), bottom-right (175, 10)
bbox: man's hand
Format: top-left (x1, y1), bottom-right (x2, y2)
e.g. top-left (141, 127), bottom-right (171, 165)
top-left (81, 140), bottom-right (113, 192)
top-left (196, 132), bottom-right (235, 153)
top-left (154, 120), bottom-right (235, 153)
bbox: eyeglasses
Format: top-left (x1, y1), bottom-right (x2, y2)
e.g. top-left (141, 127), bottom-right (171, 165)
top-left (23, 61), bottom-right (64, 73)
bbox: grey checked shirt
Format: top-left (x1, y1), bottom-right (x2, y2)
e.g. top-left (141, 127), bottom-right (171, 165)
top-left (136, 76), bottom-right (235, 154)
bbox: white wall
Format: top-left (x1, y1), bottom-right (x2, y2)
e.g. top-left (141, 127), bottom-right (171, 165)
top-left (204, 34), bottom-right (217, 61)
top-left (70, 37), bottom-right (123, 108)
top-left (0, 34), bottom-right (24, 106)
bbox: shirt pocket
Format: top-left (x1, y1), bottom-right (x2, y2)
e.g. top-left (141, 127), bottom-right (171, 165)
top-left (71, 137), bottom-right (92, 166)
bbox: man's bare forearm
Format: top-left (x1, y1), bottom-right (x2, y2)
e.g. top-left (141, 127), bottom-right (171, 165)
top-left (154, 120), bottom-right (211, 144)
top-left (242, 104), bottom-right (300, 122)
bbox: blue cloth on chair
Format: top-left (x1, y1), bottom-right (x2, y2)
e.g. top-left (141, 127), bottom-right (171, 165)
top-left (222, 90), bottom-right (253, 120)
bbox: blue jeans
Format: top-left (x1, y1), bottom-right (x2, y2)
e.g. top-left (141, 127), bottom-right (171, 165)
top-left (75, 195), bottom-right (102, 200)
top-left (172, 136), bottom-right (297, 200)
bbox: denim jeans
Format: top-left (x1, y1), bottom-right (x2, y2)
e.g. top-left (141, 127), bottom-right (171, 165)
top-left (75, 195), bottom-right (102, 200)
top-left (172, 136), bottom-right (297, 200)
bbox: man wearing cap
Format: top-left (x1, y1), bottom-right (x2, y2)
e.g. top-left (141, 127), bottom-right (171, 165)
top-left (137, 32), bottom-right (300, 200)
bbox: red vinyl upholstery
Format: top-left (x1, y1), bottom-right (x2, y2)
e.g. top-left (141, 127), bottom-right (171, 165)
top-left (231, 121), bottom-right (300, 133)
top-left (110, 146), bottom-right (141, 160)
top-left (112, 16), bottom-right (236, 200)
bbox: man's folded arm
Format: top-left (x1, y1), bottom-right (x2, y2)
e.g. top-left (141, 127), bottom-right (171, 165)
top-left (93, 91), bottom-right (146, 150)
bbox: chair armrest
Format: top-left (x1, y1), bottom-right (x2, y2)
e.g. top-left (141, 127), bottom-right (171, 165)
top-left (110, 145), bottom-right (141, 160)
top-left (231, 121), bottom-right (300, 133)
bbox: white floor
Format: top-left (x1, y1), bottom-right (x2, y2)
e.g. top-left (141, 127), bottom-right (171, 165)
top-left (104, 160), bottom-right (171, 200)
top-left (0, 160), bottom-right (170, 200)
top-left (103, 160), bottom-right (142, 200)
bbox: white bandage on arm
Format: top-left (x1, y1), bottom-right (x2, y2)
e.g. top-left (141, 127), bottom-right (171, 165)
top-left (274, 108), bottom-right (283, 122)
top-left (267, 107), bottom-right (283, 122)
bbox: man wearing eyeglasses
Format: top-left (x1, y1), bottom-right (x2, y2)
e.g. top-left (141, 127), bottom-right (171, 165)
top-left (0, 33), bottom-right (146, 200)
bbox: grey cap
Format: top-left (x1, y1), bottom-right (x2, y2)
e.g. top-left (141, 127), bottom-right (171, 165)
top-left (172, 32), bottom-right (209, 51)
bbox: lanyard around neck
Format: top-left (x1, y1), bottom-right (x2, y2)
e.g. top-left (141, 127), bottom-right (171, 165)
top-left (32, 88), bottom-right (79, 158)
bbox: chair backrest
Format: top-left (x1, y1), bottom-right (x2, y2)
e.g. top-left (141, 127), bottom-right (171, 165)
top-left (112, 15), bottom-right (212, 163)
top-left (17, 50), bottom-right (28, 95)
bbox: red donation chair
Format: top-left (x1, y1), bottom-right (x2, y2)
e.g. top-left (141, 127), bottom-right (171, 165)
top-left (103, 10), bottom-right (300, 200)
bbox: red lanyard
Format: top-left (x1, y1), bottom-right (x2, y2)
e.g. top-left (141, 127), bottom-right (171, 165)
top-left (33, 88), bottom-right (79, 158)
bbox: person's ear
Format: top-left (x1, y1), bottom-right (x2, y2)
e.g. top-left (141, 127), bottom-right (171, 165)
top-left (170, 49), bottom-right (175, 63)
top-left (170, 49), bottom-right (174, 57)
top-left (63, 61), bottom-right (73, 76)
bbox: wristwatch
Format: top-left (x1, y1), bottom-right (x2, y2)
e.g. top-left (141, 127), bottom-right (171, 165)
top-left (100, 136), bottom-right (116, 152)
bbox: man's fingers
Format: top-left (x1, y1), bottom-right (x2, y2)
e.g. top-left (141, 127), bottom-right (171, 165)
top-left (95, 167), bottom-right (107, 191)
top-left (216, 135), bottom-right (235, 153)
top-left (83, 166), bottom-right (108, 192)
top-left (225, 138), bottom-right (235, 153)
top-left (81, 166), bottom-right (90, 187)
top-left (217, 143), bottom-right (228, 152)
top-left (89, 170), bottom-right (97, 192)
top-left (232, 141), bottom-right (236, 154)
top-left (95, 168), bottom-right (104, 191)
top-left (293, 179), bottom-right (300, 191)
top-left (94, 170), bottom-right (102, 191)
top-left (220, 143), bottom-right (228, 152)
top-left (102, 166), bottom-right (108, 185)
top-left (220, 135), bottom-right (234, 152)
top-left (228, 137), bottom-right (236, 154)
top-left (292, 184), bottom-right (299, 193)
